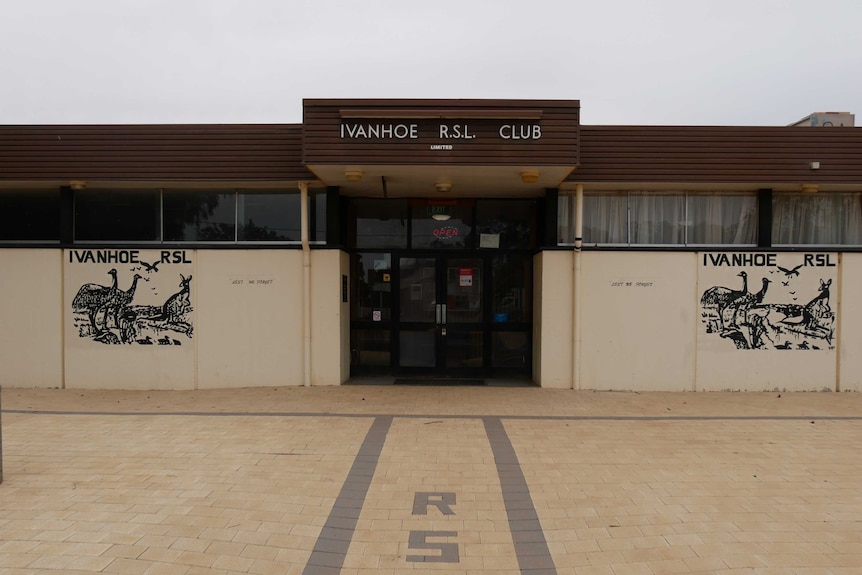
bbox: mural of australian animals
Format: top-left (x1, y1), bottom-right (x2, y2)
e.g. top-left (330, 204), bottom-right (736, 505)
top-left (147, 274), bottom-right (193, 335)
top-left (701, 263), bottom-right (834, 350)
top-left (71, 268), bottom-right (119, 333)
top-left (71, 268), bottom-right (194, 345)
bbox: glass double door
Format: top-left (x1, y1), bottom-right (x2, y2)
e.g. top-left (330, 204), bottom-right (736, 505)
top-left (398, 256), bottom-right (484, 373)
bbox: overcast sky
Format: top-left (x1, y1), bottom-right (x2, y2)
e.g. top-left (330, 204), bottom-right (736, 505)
top-left (1, 0), bottom-right (859, 126)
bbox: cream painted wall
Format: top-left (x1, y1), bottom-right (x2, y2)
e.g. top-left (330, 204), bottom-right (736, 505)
top-left (196, 250), bottom-right (304, 388)
top-left (579, 252), bottom-right (697, 391)
top-left (64, 249), bottom-right (195, 390)
top-left (696, 252), bottom-right (838, 391)
top-left (3, 246), bottom-right (859, 392)
top-left (310, 250), bottom-right (350, 385)
top-left (838, 253), bottom-right (861, 392)
top-left (534, 251), bottom-right (574, 389)
top-left (0, 250), bottom-right (63, 388)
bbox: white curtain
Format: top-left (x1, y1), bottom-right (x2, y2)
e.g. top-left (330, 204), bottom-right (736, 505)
top-left (687, 194), bottom-right (758, 244)
top-left (629, 193), bottom-right (685, 244)
top-left (569, 192), bottom-right (761, 246)
top-left (583, 193), bottom-right (627, 244)
top-left (557, 195), bottom-right (573, 244)
top-left (773, 193), bottom-right (862, 245)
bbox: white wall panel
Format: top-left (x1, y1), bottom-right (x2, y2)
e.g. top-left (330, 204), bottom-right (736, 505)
top-left (579, 252), bottom-right (697, 391)
top-left (0, 250), bottom-right (63, 388)
top-left (196, 250), bottom-right (303, 388)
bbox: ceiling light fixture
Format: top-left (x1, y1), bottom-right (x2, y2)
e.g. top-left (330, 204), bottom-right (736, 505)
top-left (520, 170), bottom-right (539, 184)
top-left (69, 180), bottom-right (87, 191)
top-left (801, 183), bottom-right (819, 193)
top-left (344, 170), bottom-right (363, 182)
top-left (435, 182), bottom-right (452, 193)
top-left (429, 205), bottom-right (452, 221)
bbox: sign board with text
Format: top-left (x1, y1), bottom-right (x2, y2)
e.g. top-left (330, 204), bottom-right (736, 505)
top-left (303, 99), bottom-right (579, 167)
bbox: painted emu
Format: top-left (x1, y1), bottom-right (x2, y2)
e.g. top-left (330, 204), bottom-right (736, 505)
top-left (71, 268), bottom-right (118, 332)
top-left (700, 271), bottom-right (748, 332)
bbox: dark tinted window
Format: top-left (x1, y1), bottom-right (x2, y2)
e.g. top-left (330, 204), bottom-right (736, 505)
top-left (492, 255), bottom-right (532, 322)
top-left (75, 189), bottom-right (160, 241)
top-left (313, 190), bottom-right (327, 242)
top-left (238, 192), bottom-right (300, 241)
top-left (0, 189), bottom-right (60, 241)
top-left (351, 253), bottom-right (392, 321)
top-left (351, 329), bottom-right (391, 368)
top-left (477, 200), bottom-right (536, 249)
top-left (411, 202), bottom-right (473, 249)
top-left (492, 332), bottom-right (529, 368)
top-left (163, 191), bottom-right (235, 241)
top-left (349, 199), bottom-right (408, 249)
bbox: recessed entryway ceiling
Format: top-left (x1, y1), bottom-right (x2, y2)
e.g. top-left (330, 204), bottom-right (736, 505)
top-left (305, 164), bottom-right (576, 197)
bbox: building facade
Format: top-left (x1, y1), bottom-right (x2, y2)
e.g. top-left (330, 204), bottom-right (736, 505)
top-left (2, 99), bottom-right (861, 391)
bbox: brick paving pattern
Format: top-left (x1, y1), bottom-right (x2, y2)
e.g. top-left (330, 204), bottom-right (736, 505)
top-left (1, 386), bottom-right (861, 574)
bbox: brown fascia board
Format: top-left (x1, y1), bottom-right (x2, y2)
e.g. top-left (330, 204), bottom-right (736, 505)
top-left (569, 125), bottom-right (862, 184)
top-left (0, 123), bottom-right (315, 182)
top-left (303, 98), bottom-right (580, 109)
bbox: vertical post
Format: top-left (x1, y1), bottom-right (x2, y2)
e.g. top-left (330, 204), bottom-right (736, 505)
top-left (758, 188), bottom-right (773, 248)
top-left (572, 184), bottom-right (584, 390)
top-left (300, 182), bottom-right (312, 387)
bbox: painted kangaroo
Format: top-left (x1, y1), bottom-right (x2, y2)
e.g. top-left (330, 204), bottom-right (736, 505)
top-left (153, 274), bottom-right (192, 325)
top-left (777, 278), bottom-right (832, 332)
top-left (806, 278), bottom-right (832, 313)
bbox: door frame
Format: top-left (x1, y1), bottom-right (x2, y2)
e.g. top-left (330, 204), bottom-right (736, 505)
top-left (395, 253), bottom-right (486, 376)
top-left (346, 198), bottom-right (538, 379)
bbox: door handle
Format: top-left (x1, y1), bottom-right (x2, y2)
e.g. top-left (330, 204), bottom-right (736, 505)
top-left (441, 304), bottom-right (447, 325)
top-left (436, 303), bottom-right (442, 324)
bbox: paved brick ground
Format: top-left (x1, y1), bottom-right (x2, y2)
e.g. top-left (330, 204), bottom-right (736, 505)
top-left (1, 386), bottom-right (861, 574)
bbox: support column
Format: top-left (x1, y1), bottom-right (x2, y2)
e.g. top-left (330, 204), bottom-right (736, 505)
top-left (572, 184), bottom-right (583, 390)
top-left (758, 188), bottom-right (773, 248)
top-left (300, 182), bottom-right (312, 387)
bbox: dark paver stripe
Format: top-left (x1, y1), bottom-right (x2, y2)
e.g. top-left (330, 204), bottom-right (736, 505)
top-left (6, 409), bottom-right (862, 422)
top-left (302, 415), bottom-right (392, 575)
top-left (484, 416), bottom-right (557, 575)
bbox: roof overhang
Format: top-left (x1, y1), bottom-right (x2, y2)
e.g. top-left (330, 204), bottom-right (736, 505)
top-left (306, 164), bottom-right (575, 197)
top-left (302, 99), bottom-right (580, 197)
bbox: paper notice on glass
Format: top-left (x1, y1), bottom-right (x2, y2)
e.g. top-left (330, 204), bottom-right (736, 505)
top-left (480, 233), bottom-right (500, 248)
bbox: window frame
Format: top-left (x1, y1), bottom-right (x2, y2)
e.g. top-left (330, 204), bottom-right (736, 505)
top-left (66, 187), bottom-right (326, 246)
top-left (771, 191), bottom-right (862, 248)
top-left (559, 190), bottom-right (759, 248)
